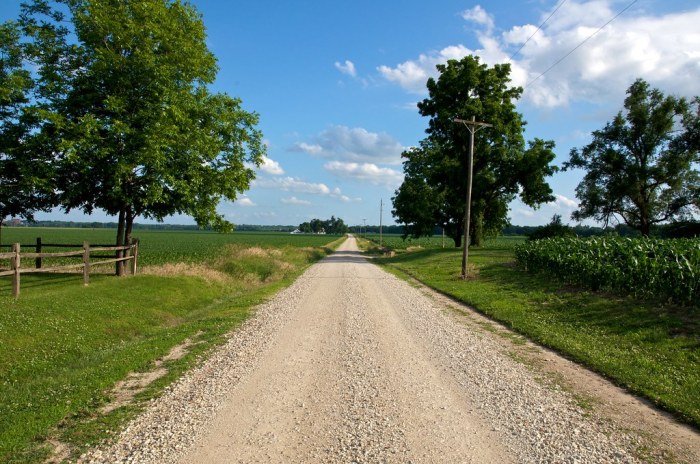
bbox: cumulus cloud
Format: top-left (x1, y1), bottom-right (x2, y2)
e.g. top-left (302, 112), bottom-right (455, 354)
top-left (378, 1), bottom-right (700, 106)
top-left (235, 196), bottom-right (256, 207)
top-left (552, 193), bottom-right (578, 209)
top-left (253, 176), bottom-right (350, 201)
top-left (335, 60), bottom-right (357, 77)
top-left (290, 125), bottom-right (405, 164)
top-left (258, 156), bottom-right (284, 175)
top-left (462, 5), bottom-right (494, 32)
top-left (281, 196), bottom-right (311, 205)
top-left (378, 45), bottom-right (471, 94)
top-left (324, 161), bottom-right (404, 188)
top-left (253, 177), bottom-right (332, 195)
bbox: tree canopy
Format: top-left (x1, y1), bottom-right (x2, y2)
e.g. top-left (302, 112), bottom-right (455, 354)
top-left (392, 55), bottom-right (557, 246)
top-left (0, 18), bottom-right (56, 243)
top-left (565, 79), bottom-right (700, 236)
top-left (14, 0), bottom-right (264, 255)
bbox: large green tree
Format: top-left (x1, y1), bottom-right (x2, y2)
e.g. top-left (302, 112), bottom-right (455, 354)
top-left (0, 18), bottom-right (56, 244)
top-left (565, 79), bottom-right (700, 236)
top-left (393, 55), bottom-right (558, 246)
top-left (19, 0), bottom-right (264, 261)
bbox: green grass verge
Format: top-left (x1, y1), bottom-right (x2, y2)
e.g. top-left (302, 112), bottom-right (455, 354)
top-left (376, 239), bottom-right (700, 429)
top-left (0, 234), bottom-right (345, 463)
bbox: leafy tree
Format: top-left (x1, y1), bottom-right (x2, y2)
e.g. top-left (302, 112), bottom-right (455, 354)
top-left (298, 216), bottom-right (348, 234)
top-left (565, 79), bottom-right (700, 236)
top-left (18, 0), bottom-right (264, 268)
top-left (324, 215), bottom-right (348, 234)
top-left (393, 55), bottom-right (558, 247)
top-left (0, 19), bottom-right (56, 244)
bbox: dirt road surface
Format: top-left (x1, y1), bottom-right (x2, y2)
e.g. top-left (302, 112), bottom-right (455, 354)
top-left (81, 236), bottom-right (700, 463)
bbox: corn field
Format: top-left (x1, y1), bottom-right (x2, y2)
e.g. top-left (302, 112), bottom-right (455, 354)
top-left (514, 237), bottom-right (700, 306)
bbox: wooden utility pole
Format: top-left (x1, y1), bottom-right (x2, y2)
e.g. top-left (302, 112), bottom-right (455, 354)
top-left (454, 116), bottom-right (492, 280)
top-left (379, 199), bottom-right (383, 247)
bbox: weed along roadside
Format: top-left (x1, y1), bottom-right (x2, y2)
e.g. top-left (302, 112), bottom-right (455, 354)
top-left (0, 229), bottom-right (346, 463)
top-left (361, 235), bottom-right (700, 430)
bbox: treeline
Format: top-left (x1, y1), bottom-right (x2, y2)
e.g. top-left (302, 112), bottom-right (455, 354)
top-left (506, 221), bottom-right (700, 239)
top-left (350, 225), bottom-right (405, 235)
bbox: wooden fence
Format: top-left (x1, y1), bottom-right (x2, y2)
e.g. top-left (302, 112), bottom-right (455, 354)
top-left (0, 239), bottom-right (139, 297)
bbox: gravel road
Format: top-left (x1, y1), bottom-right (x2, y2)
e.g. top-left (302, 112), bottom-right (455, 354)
top-left (80, 236), bottom-right (698, 463)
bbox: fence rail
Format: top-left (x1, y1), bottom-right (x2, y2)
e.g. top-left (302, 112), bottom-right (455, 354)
top-left (0, 239), bottom-right (139, 297)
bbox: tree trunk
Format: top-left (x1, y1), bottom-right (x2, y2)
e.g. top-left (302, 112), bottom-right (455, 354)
top-left (471, 211), bottom-right (484, 247)
top-left (116, 208), bottom-right (125, 276)
top-left (640, 221), bottom-right (650, 237)
top-left (452, 231), bottom-right (462, 248)
top-left (125, 209), bottom-right (134, 246)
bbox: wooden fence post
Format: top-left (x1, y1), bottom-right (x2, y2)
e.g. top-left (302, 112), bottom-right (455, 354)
top-left (83, 241), bottom-right (90, 286)
top-left (130, 239), bottom-right (139, 275)
top-left (12, 243), bottom-right (20, 297)
top-left (36, 237), bottom-right (42, 269)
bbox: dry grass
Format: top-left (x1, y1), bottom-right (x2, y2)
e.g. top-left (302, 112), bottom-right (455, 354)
top-left (141, 245), bottom-right (298, 287)
top-left (141, 262), bottom-right (231, 284)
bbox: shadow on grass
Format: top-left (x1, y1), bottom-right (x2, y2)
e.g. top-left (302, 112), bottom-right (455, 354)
top-left (0, 273), bottom-right (104, 295)
top-left (481, 260), bottom-right (699, 340)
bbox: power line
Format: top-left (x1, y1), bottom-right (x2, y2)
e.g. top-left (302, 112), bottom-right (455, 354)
top-left (507, 0), bottom-right (568, 63)
top-left (524, 0), bottom-right (639, 89)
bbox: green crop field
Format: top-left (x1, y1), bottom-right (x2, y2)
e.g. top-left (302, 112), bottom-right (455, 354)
top-left (515, 237), bottom-right (700, 306)
top-left (1, 228), bottom-right (342, 267)
top-left (0, 228), bottom-right (344, 463)
top-left (363, 233), bottom-right (454, 249)
top-left (363, 233), bottom-right (524, 251)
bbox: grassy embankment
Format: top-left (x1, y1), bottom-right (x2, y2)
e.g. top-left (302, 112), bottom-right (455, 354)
top-left (360, 234), bottom-right (700, 429)
top-left (0, 228), bottom-right (345, 463)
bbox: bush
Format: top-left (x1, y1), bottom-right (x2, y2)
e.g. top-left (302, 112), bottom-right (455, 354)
top-left (528, 214), bottom-right (577, 241)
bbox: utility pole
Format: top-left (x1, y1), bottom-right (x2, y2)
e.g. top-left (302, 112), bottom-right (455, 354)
top-left (454, 116), bottom-right (492, 280)
top-left (379, 199), bottom-right (383, 247)
top-left (363, 218), bottom-right (366, 239)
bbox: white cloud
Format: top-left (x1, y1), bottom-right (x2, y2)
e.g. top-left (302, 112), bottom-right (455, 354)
top-left (291, 125), bottom-right (405, 164)
top-left (235, 196), bottom-right (256, 207)
top-left (377, 45), bottom-right (471, 94)
top-left (253, 176), bottom-right (331, 195)
top-left (281, 196), bottom-right (311, 205)
top-left (324, 161), bottom-right (404, 188)
top-left (552, 193), bottom-right (578, 209)
top-left (462, 5), bottom-right (494, 32)
top-left (253, 176), bottom-right (350, 202)
top-left (378, 2), bottom-right (700, 106)
top-left (259, 156), bottom-right (284, 175)
top-left (335, 60), bottom-right (357, 77)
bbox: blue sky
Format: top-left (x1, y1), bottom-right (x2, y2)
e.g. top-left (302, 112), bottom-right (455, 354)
top-left (2, 0), bottom-right (699, 228)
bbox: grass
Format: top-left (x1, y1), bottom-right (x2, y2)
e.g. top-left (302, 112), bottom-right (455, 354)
top-left (373, 237), bottom-right (700, 429)
top-left (0, 229), bottom-right (344, 463)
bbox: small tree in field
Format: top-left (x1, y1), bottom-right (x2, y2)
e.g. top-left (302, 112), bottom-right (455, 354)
top-left (565, 79), bottom-right (700, 236)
